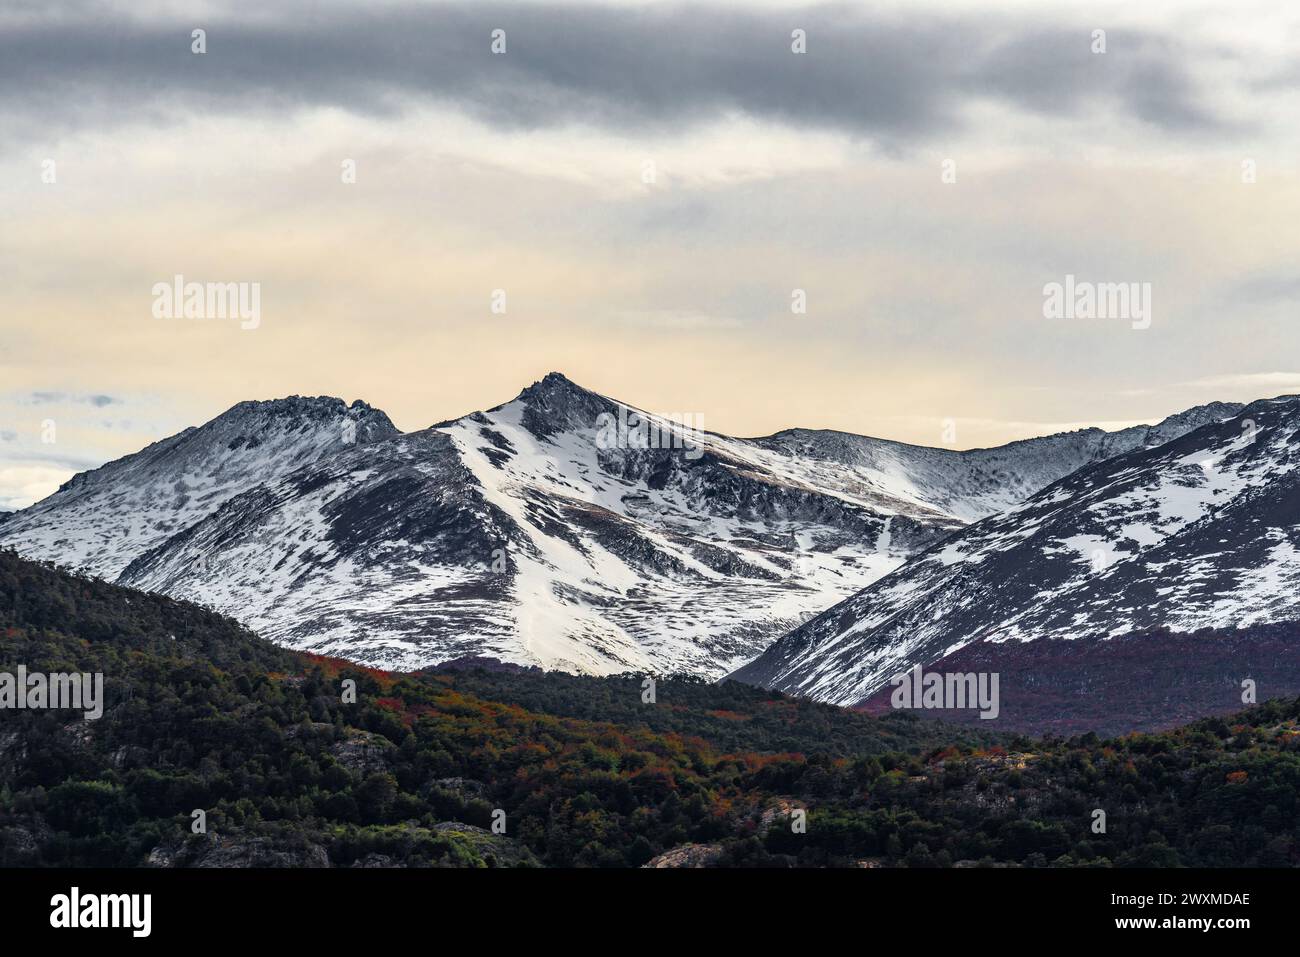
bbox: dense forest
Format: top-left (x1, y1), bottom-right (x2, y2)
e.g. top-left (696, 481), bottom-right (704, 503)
top-left (1, 549), bottom-right (1296, 868)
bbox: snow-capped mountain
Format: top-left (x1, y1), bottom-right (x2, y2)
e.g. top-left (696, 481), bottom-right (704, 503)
top-left (731, 396), bottom-right (1300, 722)
top-left (112, 373), bottom-right (958, 676)
top-left (0, 373), bottom-right (1240, 678)
top-left (0, 397), bottom-right (398, 579)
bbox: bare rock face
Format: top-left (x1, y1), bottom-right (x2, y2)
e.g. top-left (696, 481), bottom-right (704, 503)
top-left (330, 729), bottom-right (397, 775)
top-left (643, 843), bottom-right (727, 868)
top-left (147, 833), bottom-right (330, 868)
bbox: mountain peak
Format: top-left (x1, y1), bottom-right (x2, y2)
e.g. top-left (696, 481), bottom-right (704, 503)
top-left (500, 373), bottom-right (617, 438)
top-left (223, 393), bottom-right (384, 419)
top-left (0, 393), bottom-right (400, 578)
top-left (516, 371), bottom-right (588, 400)
top-left (210, 395), bottom-right (398, 444)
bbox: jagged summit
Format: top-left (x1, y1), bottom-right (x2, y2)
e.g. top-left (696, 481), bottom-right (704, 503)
top-left (507, 372), bottom-right (623, 439)
top-left (495, 371), bottom-right (593, 405)
top-left (227, 394), bottom-right (353, 413)
top-left (530, 370), bottom-right (579, 390)
top-left (433, 372), bottom-right (597, 430)
top-left (503, 371), bottom-right (585, 404)
top-left (219, 392), bottom-right (395, 429)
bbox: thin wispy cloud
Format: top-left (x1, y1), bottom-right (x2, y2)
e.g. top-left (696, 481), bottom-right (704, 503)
top-left (23, 392), bottom-right (121, 407)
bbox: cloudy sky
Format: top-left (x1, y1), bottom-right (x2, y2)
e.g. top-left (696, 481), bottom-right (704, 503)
top-left (3, 0), bottom-right (1300, 508)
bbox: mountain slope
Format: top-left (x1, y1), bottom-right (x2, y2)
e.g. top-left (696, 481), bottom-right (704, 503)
top-left (732, 396), bottom-right (1300, 725)
top-left (0, 396), bottom-right (398, 579)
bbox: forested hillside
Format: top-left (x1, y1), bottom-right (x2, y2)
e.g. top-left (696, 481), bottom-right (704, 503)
top-left (1, 550), bottom-right (1296, 868)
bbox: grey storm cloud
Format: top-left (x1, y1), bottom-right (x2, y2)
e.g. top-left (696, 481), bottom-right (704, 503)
top-left (0, 1), bottom-right (1230, 144)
